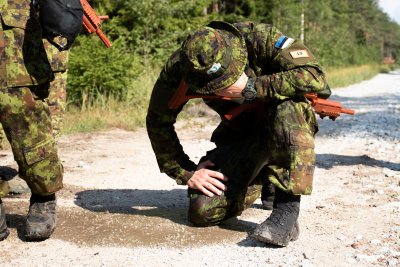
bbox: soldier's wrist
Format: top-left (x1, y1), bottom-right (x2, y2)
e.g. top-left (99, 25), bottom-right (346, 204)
top-left (241, 77), bottom-right (257, 102)
top-left (175, 170), bottom-right (194, 185)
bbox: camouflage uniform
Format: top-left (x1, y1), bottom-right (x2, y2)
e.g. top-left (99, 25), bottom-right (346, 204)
top-left (146, 22), bottom-right (326, 233)
top-left (0, 0), bottom-right (65, 198)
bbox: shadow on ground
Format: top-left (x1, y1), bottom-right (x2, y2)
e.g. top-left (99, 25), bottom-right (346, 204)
top-left (317, 153), bottom-right (400, 171)
top-left (15, 188), bottom-right (256, 247)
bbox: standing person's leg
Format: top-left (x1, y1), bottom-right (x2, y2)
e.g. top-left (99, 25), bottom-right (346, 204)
top-left (0, 86), bottom-right (63, 240)
top-left (1, 71), bottom-right (67, 195)
top-left (252, 99), bottom-right (317, 246)
top-left (46, 71), bottom-right (67, 139)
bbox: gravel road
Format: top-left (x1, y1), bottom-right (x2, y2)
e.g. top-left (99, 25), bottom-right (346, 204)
top-left (0, 70), bottom-right (399, 267)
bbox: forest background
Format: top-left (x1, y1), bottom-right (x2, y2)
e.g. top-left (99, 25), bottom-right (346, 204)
top-left (64, 0), bottom-right (400, 133)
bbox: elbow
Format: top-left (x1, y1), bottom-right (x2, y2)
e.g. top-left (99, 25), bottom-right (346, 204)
top-left (306, 66), bottom-right (327, 93)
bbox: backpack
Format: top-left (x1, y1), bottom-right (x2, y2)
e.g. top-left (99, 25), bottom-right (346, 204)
top-left (39, 0), bottom-right (83, 50)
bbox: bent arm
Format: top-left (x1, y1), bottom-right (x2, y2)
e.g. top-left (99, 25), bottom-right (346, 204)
top-left (243, 24), bottom-right (327, 102)
top-left (146, 51), bottom-right (197, 185)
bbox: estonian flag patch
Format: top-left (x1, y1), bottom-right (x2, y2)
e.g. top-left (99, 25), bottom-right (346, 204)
top-left (275, 35), bottom-right (295, 49)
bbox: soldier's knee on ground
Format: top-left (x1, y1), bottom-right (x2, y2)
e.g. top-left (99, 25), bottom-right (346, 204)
top-left (20, 140), bottom-right (63, 195)
top-left (188, 192), bottom-right (229, 227)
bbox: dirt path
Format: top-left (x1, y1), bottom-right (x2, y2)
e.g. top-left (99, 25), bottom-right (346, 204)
top-left (0, 71), bottom-right (399, 266)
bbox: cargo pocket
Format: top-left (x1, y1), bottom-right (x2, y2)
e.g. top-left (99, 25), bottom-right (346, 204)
top-left (23, 139), bottom-right (56, 166)
top-left (287, 128), bottom-right (316, 195)
top-left (22, 139), bottom-right (63, 194)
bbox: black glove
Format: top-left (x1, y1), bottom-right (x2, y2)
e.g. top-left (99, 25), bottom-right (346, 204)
top-left (40, 0), bottom-right (83, 50)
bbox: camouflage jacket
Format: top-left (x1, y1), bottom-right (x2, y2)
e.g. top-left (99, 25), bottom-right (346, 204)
top-left (0, 0), bottom-right (69, 89)
top-left (146, 21), bottom-right (327, 185)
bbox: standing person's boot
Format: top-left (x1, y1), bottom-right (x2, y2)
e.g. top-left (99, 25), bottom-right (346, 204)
top-left (261, 183), bottom-right (275, 210)
top-left (0, 198), bottom-right (10, 241)
top-left (25, 194), bottom-right (56, 241)
top-left (252, 188), bottom-right (300, 247)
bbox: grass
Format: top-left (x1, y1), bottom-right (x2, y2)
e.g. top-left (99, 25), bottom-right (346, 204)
top-left (325, 64), bottom-right (378, 88)
top-left (62, 97), bottom-right (149, 134)
top-left (62, 63), bottom-right (394, 135)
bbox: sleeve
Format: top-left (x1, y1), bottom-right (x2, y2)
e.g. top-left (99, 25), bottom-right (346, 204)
top-left (146, 50), bottom-right (197, 185)
top-left (251, 25), bottom-right (327, 102)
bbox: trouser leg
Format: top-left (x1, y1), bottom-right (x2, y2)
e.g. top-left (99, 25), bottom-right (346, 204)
top-left (265, 99), bottom-right (317, 195)
top-left (0, 86), bottom-right (63, 197)
top-left (252, 99), bottom-right (317, 246)
top-left (45, 71), bottom-right (67, 139)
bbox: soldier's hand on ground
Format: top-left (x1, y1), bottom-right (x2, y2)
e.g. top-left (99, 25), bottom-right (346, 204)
top-left (215, 72), bottom-right (248, 98)
top-left (187, 160), bottom-right (228, 197)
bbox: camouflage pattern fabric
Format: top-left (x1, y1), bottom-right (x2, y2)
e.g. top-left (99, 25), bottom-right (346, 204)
top-left (146, 21), bottom-right (326, 224)
top-left (0, 87), bottom-right (63, 198)
top-left (0, 0), bottom-right (66, 197)
top-left (188, 99), bottom-right (316, 225)
top-left (0, 70), bottom-right (67, 142)
top-left (180, 21), bottom-right (248, 94)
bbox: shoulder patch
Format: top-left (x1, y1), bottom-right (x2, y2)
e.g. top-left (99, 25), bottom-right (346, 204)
top-left (275, 35), bottom-right (295, 49)
top-left (289, 50), bottom-right (309, 58)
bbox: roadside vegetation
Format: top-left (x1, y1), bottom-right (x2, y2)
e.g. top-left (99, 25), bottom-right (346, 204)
top-left (63, 0), bottom-right (400, 134)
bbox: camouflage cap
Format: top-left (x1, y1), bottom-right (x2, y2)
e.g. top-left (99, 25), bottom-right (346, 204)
top-left (180, 21), bottom-right (248, 94)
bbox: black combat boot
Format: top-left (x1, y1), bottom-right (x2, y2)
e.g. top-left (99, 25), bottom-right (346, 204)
top-left (252, 188), bottom-right (300, 247)
top-left (25, 194), bottom-right (56, 241)
top-left (261, 183), bottom-right (275, 210)
top-left (0, 198), bottom-right (10, 241)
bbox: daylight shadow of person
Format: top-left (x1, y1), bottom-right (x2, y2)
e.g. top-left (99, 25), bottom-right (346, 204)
top-left (217, 216), bottom-right (258, 233)
top-left (75, 189), bottom-right (266, 232)
top-left (75, 189), bottom-right (190, 225)
top-left (317, 153), bottom-right (400, 171)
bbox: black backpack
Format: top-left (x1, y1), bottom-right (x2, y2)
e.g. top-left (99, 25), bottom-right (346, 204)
top-left (39, 0), bottom-right (83, 50)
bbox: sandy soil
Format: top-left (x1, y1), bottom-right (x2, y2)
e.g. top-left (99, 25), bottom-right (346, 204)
top-left (0, 71), bottom-right (399, 267)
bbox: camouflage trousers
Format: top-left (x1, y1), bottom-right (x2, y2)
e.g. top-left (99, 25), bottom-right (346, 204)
top-left (188, 99), bottom-right (317, 226)
top-left (0, 71), bottom-right (67, 147)
top-left (0, 84), bottom-right (64, 198)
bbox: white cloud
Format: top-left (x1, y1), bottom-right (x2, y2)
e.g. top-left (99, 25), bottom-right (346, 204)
top-left (379, 0), bottom-right (400, 24)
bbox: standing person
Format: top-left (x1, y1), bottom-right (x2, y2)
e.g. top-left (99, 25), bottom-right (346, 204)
top-left (0, 0), bottom-right (82, 241)
top-left (0, 34), bottom-right (69, 195)
top-left (146, 21), bottom-right (328, 247)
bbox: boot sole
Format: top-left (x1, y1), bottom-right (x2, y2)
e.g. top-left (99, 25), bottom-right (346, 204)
top-left (25, 227), bottom-right (55, 241)
top-left (252, 221), bottom-right (300, 247)
top-left (252, 230), bottom-right (291, 247)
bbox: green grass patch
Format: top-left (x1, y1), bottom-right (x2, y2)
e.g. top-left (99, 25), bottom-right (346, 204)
top-left (326, 64), bottom-right (381, 88)
top-left (62, 97), bottom-right (148, 134)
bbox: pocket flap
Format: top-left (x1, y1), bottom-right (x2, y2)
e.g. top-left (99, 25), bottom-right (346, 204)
top-left (23, 140), bottom-right (56, 165)
top-left (0, 9), bottom-right (30, 29)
